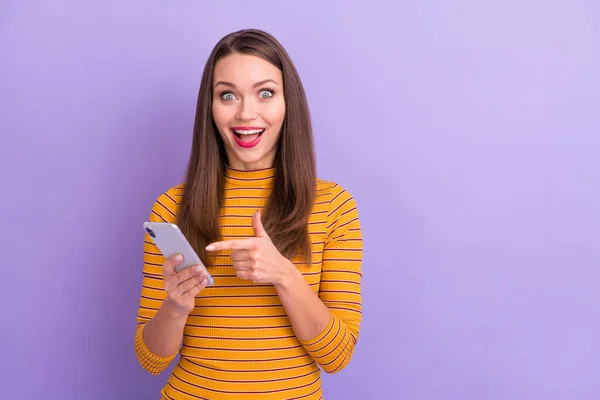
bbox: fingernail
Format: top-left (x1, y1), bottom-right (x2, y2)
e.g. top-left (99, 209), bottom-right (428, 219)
top-left (206, 245), bottom-right (215, 251)
top-left (174, 254), bottom-right (183, 261)
top-left (194, 265), bottom-right (203, 273)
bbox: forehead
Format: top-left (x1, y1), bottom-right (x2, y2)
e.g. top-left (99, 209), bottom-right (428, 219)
top-left (213, 53), bottom-right (282, 87)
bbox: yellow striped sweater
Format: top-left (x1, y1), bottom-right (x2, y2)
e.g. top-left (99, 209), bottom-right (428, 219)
top-left (134, 167), bottom-right (363, 399)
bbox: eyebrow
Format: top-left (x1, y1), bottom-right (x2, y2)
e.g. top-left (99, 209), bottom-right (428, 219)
top-left (214, 79), bottom-right (279, 89)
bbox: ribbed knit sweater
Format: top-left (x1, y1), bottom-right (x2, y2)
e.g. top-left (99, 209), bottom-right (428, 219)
top-left (134, 167), bottom-right (363, 399)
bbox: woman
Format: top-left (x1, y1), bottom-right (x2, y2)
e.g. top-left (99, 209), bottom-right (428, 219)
top-left (134, 28), bottom-right (363, 399)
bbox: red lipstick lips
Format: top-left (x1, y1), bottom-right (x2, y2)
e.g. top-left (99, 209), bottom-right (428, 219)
top-left (231, 126), bottom-right (265, 149)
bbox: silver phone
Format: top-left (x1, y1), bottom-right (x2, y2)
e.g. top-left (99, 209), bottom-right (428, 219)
top-left (143, 221), bottom-right (214, 286)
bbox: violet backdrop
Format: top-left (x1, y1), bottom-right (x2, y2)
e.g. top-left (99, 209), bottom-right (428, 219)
top-left (1, 1), bottom-right (599, 399)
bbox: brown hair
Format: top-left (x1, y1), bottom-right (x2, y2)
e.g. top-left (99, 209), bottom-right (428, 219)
top-left (177, 29), bottom-right (315, 265)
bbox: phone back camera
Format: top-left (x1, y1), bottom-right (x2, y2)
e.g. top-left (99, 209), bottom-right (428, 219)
top-left (146, 227), bottom-right (156, 238)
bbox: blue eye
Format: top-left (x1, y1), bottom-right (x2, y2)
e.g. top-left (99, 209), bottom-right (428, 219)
top-left (259, 90), bottom-right (274, 99)
top-left (221, 92), bottom-right (235, 101)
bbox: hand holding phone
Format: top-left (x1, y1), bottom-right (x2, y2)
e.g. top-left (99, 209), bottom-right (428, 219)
top-left (160, 254), bottom-right (210, 316)
top-left (144, 222), bottom-right (214, 315)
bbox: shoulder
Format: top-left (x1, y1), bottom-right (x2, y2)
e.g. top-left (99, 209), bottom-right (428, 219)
top-left (147, 184), bottom-right (184, 223)
top-left (316, 177), bottom-right (361, 241)
top-left (316, 177), bottom-right (360, 222)
top-left (316, 178), bottom-right (357, 208)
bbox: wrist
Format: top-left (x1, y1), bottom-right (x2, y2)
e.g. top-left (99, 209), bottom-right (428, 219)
top-left (162, 297), bottom-right (191, 320)
top-left (275, 258), bottom-right (299, 289)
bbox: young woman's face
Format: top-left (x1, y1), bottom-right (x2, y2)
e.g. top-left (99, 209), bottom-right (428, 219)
top-left (212, 53), bottom-right (285, 171)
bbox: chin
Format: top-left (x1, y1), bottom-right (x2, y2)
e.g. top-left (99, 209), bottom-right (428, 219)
top-left (236, 153), bottom-right (266, 167)
top-left (228, 147), bottom-right (277, 170)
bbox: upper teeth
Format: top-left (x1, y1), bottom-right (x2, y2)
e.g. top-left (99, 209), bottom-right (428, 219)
top-left (234, 129), bottom-right (264, 135)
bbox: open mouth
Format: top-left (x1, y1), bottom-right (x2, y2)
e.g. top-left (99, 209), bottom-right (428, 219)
top-left (231, 127), bottom-right (265, 148)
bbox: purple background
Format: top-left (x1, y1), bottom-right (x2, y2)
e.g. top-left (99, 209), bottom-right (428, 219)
top-left (2, 1), bottom-right (599, 399)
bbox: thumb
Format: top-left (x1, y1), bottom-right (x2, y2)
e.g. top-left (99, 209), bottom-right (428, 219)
top-left (163, 254), bottom-right (182, 275)
top-left (252, 210), bottom-right (268, 238)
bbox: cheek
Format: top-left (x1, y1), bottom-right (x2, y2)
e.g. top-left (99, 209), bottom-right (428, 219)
top-left (263, 100), bottom-right (286, 128)
top-left (212, 103), bottom-right (232, 135)
top-left (211, 103), bottom-right (225, 125)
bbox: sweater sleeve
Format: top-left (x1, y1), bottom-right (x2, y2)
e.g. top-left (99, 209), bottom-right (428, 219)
top-left (133, 189), bottom-right (180, 375)
top-left (300, 184), bottom-right (363, 373)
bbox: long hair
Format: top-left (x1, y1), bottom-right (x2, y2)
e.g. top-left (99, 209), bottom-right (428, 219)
top-left (177, 29), bottom-right (316, 265)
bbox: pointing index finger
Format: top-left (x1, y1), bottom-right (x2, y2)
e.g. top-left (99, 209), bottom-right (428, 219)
top-left (206, 239), bottom-right (255, 251)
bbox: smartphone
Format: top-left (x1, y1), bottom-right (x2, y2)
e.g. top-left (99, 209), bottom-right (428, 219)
top-left (143, 221), bottom-right (214, 286)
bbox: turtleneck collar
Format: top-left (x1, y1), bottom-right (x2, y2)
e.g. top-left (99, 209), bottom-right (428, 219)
top-left (224, 165), bottom-right (276, 187)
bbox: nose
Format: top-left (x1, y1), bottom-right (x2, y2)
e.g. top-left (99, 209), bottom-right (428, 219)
top-left (236, 98), bottom-right (258, 121)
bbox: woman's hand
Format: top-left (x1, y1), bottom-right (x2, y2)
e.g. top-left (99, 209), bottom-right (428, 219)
top-left (162, 255), bottom-right (209, 317)
top-left (206, 210), bottom-right (293, 286)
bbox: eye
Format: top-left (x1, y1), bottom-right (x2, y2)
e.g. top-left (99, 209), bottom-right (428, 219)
top-left (220, 92), bottom-right (236, 101)
top-left (259, 89), bottom-right (274, 99)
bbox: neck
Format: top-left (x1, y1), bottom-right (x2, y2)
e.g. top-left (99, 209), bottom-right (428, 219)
top-left (224, 164), bottom-right (276, 187)
top-left (225, 161), bottom-right (274, 171)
